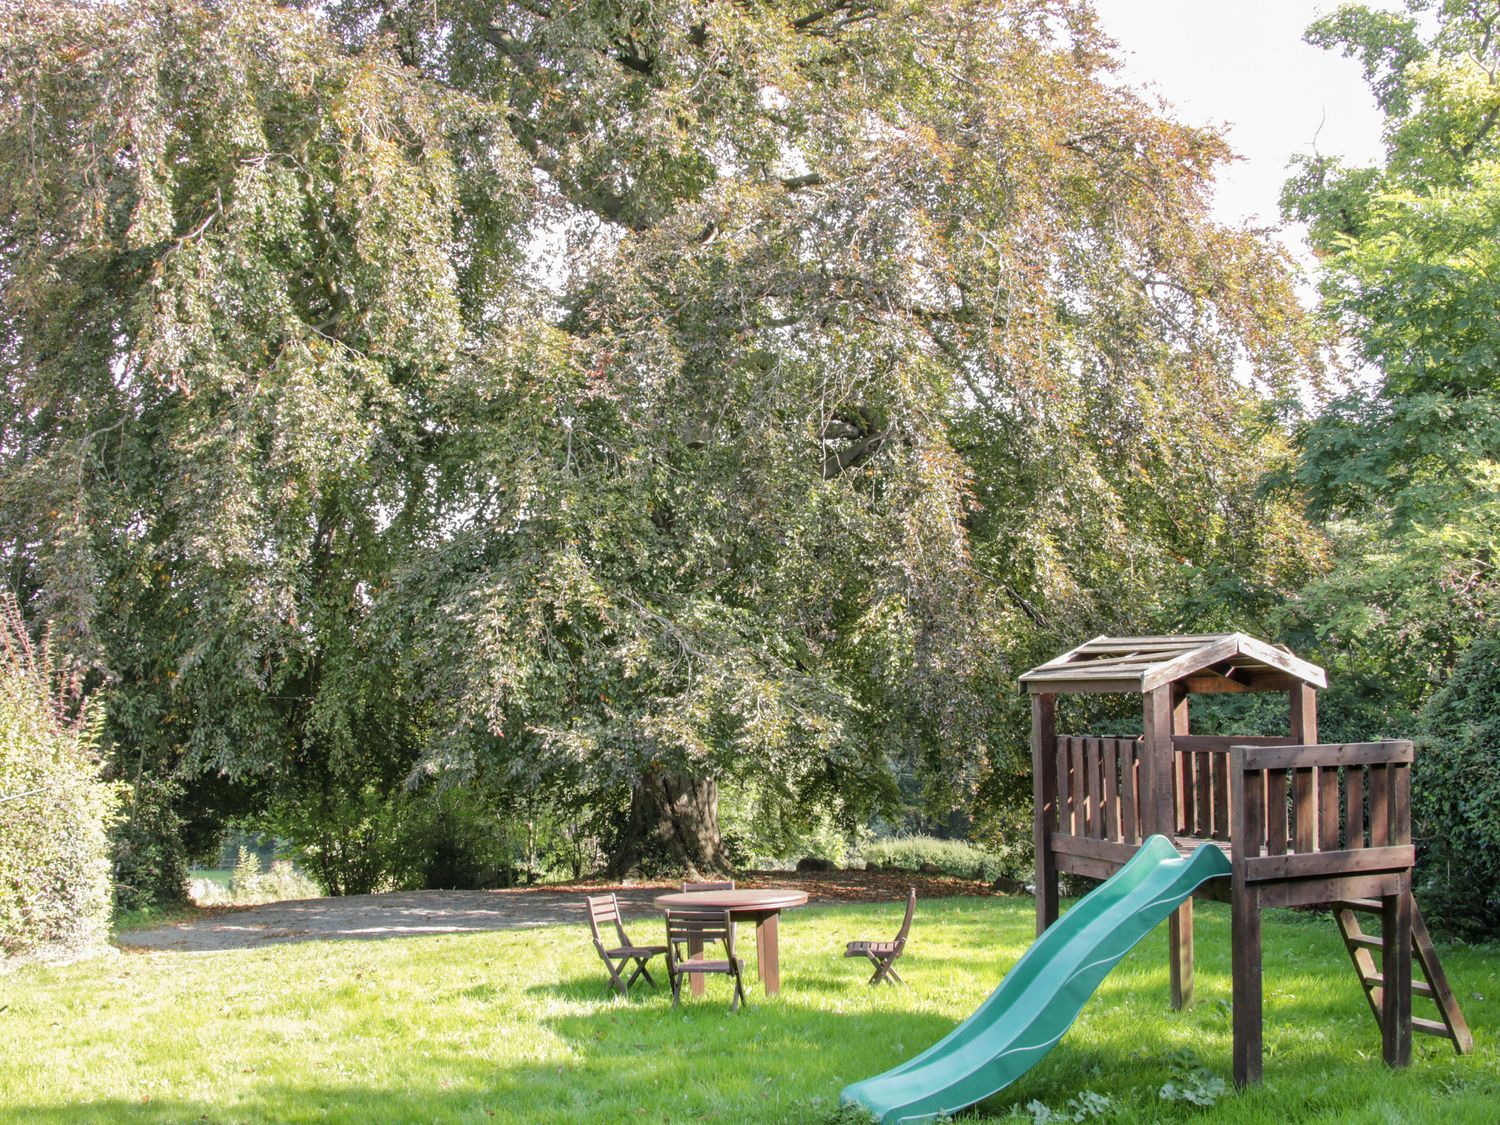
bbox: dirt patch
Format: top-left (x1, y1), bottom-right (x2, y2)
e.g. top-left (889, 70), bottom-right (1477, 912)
top-left (115, 869), bottom-right (1010, 954)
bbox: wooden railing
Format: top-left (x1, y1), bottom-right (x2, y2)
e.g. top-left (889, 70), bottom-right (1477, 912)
top-left (1229, 741), bottom-right (1414, 886)
top-left (1053, 735), bottom-right (1144, 847)
top-left (1174, 736), bottom-right (1297, 842)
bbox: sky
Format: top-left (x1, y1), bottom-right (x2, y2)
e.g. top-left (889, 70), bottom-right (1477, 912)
top-left (1089, 0), bottom-right (1392, 250)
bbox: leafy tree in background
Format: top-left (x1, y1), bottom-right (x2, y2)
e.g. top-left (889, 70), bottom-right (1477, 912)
top-left (1280, 1), bottom-right (1500, 721)
top-left (1, 0), bottom-right (537, 895)
top-left (3, 0), bottom-right (1323, 892)
top-left (1413, 634), bottom-right (1500, 937)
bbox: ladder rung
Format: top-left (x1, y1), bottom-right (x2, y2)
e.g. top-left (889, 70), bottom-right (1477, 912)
top-left (1348, 934), bottom-right (1383, 950)
top-left (1364, 974), bottom-right (1434, 998)
top-left (1337, 898), bottom-right (1383, 913)
top-left (1414, 1016), bottom-right (1454, 1038)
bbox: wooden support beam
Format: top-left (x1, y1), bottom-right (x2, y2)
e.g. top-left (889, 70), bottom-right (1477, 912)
top-left (1142, 687), bottom-right (1176, 838)
top-left (1242, 845), bottom-right (1415, 881)
top-left (1032, 693), bottom-right (1059, 935)
top-left (1383, 875), bottom-right (1413, 1068)
top-left (1289, 681), bottom-right (1318, 743)
top-left (1232, 882), bottom-right (1262, 1087)
top-left (1170, 686), bottom-right (1193, 1010)
top-left (1230, 746), bottom-right (1262, 1087)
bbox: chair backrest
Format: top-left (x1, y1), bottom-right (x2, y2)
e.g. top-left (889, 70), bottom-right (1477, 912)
top-left (585, 894), bottom-right (626, 950)
top-left (681, 879), bottom-right (735, 893)
top-left (665, 907), bottom-right (736, 958)
top-left (893, 887), bottom-right (916, 947)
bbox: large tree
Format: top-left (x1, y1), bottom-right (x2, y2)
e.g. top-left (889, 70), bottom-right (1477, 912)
top-left (1277, 1), bottom-right (1500, 717)
top-left (3, 0), bottom-right (1322, 888)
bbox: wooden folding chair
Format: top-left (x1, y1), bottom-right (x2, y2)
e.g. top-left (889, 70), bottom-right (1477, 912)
top-left (681, 880), bottom-right (736, 940)
top-left (665, 907), bottom-right (748, 1011)
top-left (586, 893), bottom-right (668, 996)
top-left (845, 887), bottom-right (915, 986)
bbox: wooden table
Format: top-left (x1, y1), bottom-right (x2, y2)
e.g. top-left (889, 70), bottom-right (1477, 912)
top-left (652, 888), bottom-right (810, 995)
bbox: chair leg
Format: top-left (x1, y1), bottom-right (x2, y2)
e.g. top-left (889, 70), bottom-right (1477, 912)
top-left (671, 969), bottom-right (682, 1008)
top-left (604, 958), bottom-right (629, 995)
top-left (633, 959), bottom-right (658, 989)
top-left (885, 962), bottom-right (904, 985)
top-left (731, 961), bottom-right (746, 1012)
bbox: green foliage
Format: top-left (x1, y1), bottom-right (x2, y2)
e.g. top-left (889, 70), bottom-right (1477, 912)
top-left (197, 855), bottom-right (319, 907)
top-left (857, 835), bottom-right (1018, 882)
top-left (1414, 635), bottom-right (1500, 938)
top-left (3, 0), bottom-right (1326, 891)
top-left (260, 779), bottom-right (420, 897)
top-left (1278, 2), bottom-right (1500, 745)
top-left (228, 848), bottom-right (262, 898)
top-left (1018, 1090), bottom-right (1114, 1124)
top-left (1288, 2), bottom-right (1500, 525)
top-left (109, 774), bottom-right (192, 913)
top-left (0, 599), bottom-right (119, 961)
top-left (1156, 1049), bottom-right (1229, 1108)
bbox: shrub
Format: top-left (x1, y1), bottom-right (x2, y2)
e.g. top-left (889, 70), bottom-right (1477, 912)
top-left (1414, 635), bottom-right (1500, 938)
top-left (229, 847), bottom-right (263, 897)
top-left (857, 835), bottom-right (1014, 882)
top-left (261, 776), bottom-right (527, 894)
top-left (0, 597), bottom-right (120, 962)
top-left (109, 773), bottom-right (190, 912)
top-left (195, 853), bottom-right (321, 906)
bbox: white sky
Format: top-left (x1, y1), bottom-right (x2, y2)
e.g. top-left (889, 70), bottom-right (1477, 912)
top-left (1090, 0), bottom-right (1392, 247)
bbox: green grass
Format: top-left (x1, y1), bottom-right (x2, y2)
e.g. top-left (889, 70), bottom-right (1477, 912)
top-left (2, 898), bottom-right (1497, 1123)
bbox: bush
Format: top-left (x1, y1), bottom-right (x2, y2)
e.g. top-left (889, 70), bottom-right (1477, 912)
top-left (0, 597), bottom-right (120, 962)
top-left (857, 835), bottom-right (1014, 882)
top-left (261, 776), bottom-right (528, 894)
top-left (109, 773), bottom-right (190, 912)
top-left (194, 851), bottom-right (321, 906)
top-left (1414, 635), bottom-right (1500, 938)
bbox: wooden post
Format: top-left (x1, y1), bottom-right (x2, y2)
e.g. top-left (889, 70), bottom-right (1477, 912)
top-left (1384, 759), bottom-right (1413, 1067)
top-left (1230, 746), bottom-right (1263, 1087)
top-left (1169, 686), bottom-right (1193, 1009)
top-left (1142, 686), bottom-right (1179, 1007)
top-left (1231, 884), bottom-right (1263, 1086)
top-left (1032, 692), bottom-right (1059, 935)
top-left (1382, 875), bottom-right (1413, 1067)
top-left (1141, 686), bottom-right (1176, 837)
top-left (1289, 682), bottom-right (1317, 743)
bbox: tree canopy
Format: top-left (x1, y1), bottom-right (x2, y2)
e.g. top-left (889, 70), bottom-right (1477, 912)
top-left (2, 0), bottom-right (1324, 888)
top-left (1286, 0), bottom-right (1500, 524)
top-left (1276, 1), bottom-right (1500, 725)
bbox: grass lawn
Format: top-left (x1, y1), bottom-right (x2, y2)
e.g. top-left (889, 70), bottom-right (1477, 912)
top-left (1, 897), bottom-right (1496, 1123)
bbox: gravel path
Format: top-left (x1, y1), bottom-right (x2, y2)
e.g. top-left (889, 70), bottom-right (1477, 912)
top-left (116, 871), bottom-right (1003, 953)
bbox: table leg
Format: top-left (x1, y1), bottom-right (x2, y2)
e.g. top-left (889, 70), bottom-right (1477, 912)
top-left (756, 912), bottom-right (781, 995)
top-left (689, 933), bottom-right (706, 996)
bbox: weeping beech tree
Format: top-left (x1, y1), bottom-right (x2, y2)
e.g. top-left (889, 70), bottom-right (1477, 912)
top-left (3, 0), bottom-right (1324, 885)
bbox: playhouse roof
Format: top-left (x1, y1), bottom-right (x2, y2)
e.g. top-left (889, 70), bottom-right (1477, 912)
top-left (1019, 632), bottom-right (1327, 695)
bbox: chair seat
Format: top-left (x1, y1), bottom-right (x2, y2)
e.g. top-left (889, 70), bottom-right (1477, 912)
top-left (846, 940), bottom-right (899, 955)
top-left (608, 944), bottom-right (668, 958)
top-left (671, 958), bottom-right (741, 973)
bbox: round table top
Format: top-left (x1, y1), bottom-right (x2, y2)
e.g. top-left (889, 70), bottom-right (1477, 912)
top-left (651, 888), bottom-right (810, 912)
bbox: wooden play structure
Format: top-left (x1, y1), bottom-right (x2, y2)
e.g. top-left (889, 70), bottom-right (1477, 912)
top-left (1021, 633), bottom-right (1473, 1087)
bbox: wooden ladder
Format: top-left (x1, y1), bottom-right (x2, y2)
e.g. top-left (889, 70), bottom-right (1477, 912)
top-left (1334, 896), bottom-right (1473, 1054)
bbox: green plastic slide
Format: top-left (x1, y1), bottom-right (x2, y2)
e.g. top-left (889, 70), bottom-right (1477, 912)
top-left (840, 835), bottom-right (1232, 1125)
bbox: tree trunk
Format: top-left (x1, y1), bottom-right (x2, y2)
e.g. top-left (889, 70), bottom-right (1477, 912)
top-left (606, 767), bottom-right (731, 877)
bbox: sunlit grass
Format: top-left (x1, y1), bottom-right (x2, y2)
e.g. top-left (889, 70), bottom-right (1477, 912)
top-left (2, 897), bottom-right (1496, 1123)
